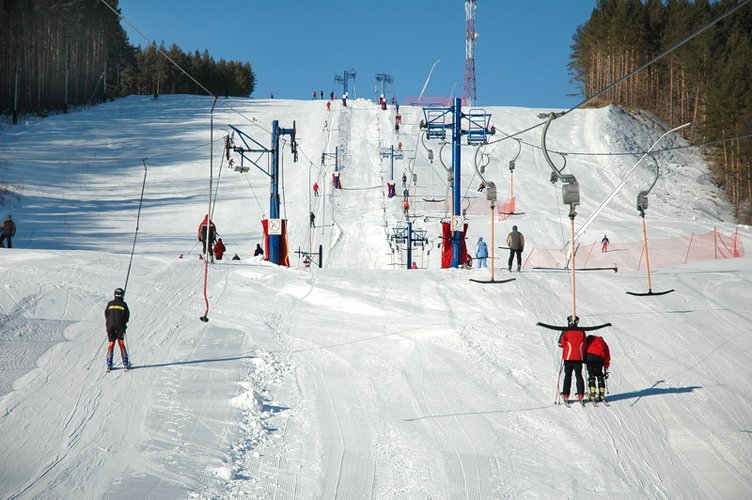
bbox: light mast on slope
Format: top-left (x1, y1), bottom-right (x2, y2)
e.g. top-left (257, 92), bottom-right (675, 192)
top-left (464, 0), bottom-right (478, 107)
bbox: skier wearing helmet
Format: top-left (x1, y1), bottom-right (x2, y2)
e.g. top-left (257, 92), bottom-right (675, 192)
top-left (104, 288), bottom-right (130, 371)
top-left (558, 316), bottom-right (586, 404)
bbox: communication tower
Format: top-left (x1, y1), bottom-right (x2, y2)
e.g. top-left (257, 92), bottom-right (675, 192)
top-left (464, 0), bottom-right (478, 106)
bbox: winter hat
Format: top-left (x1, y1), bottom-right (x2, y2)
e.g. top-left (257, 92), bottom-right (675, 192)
top-left (512, 225), bottom-right (517, 231)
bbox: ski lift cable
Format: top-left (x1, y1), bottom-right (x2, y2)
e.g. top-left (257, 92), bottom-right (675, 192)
top-left (560, 0), bottom-right (752, 117)
top-left (122, 158), bottom-right (148, 294)
top-left (482, 0), bottom-right (751, 148)
top-left (210, 139), bottom-right (227, 215)
top-left (98, 0), bottom-right (270, 136)
top-left (573, 122), bottom-right (691, 246)
top-left (200, 96), bottom-right (219, 323)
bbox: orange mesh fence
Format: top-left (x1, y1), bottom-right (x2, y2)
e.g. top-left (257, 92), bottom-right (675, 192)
top-left (523, 228), bottom-right (745, 271)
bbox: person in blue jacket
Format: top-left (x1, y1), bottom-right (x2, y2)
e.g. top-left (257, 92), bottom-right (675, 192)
top-left (475, 237), bottom-right (488, 268)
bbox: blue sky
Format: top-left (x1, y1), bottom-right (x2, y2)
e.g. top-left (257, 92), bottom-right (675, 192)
top-left (117, 0), bottom-right (597, 108)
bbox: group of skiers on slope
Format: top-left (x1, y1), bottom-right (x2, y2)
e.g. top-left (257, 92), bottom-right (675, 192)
top-left (559, 316), bottom-right (611, 403)
top-left (474, 227), bottom-right (610, 271)
top-left (472, 225), bottom-right (525, 271)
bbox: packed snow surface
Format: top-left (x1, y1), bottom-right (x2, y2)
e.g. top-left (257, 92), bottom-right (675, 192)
top-left (1, 96), bottom-right (751, 499)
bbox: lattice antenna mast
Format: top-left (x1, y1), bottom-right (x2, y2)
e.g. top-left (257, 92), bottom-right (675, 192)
top-left (464, 0), bottom-right (478, 107)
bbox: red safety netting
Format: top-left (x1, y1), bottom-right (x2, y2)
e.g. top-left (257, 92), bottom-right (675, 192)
top-left (523, 228), bottom-right (744, 271)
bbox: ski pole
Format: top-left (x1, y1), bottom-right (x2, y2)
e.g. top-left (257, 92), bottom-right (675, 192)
top-left (85, 337), bottom-right (107, 371)
top-left (555, 359), bottom-right (563, 404)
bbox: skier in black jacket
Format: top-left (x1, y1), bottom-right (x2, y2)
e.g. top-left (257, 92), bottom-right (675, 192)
top-left (104, 288), bottom-right (130, 371)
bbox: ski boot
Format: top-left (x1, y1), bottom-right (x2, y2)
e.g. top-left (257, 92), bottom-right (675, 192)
top-left (598, 387), bottom-right (606, 403)
top-left (106, 357), bottom-right (113, 373)
top-left (122, 356), bottom-right (131, 370)
top-left (588, 386), bottom-right (597, 403)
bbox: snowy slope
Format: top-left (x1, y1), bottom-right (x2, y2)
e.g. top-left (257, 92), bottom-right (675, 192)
top-left (0, 96), bottom-right (751, 499)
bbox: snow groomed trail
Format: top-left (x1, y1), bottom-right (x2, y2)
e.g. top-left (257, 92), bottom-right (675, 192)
top-left (0, 96), bottom-right (751, 499)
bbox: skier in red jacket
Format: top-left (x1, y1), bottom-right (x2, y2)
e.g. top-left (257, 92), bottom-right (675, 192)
top-left (585, 335), bottom-right (611, 402)
top-left (558, 316), bottom-right (586, 402)
top-left (197, 214), bottom-right (217, 258)
top-left (213, 238), bottom-right (226, 260)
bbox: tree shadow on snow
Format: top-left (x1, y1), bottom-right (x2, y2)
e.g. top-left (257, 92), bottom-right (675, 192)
top-left (128, 354), bottom-right (256, 370)
top-left (607, 380), bottom-right (702, 406)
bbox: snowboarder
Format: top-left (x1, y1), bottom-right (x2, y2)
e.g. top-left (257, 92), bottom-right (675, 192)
top-left (1, 214), bottom-right (16, 248)
top-left (254, 243), bottom-right (264, 257)
top-left (104, 288), bottom-right (130, 371)
top-left (585, 335), bottom-right (611, 402)
top-left (475, 237), bottom-right (488, 268)
top-left (559, 316), bottom-right (586, 403)
top-left (310, 211), bottom-right (316, 228)
top-left (601, 235), bottom-right (610, 252)
top-left (313, 181), bottom-right (319, 197)
top-left (197, 214), bottom-right (218, 258)
top-left (506, 225), bottom-right (525, 271)
top-left (213, 238), bottom-right (226, 260)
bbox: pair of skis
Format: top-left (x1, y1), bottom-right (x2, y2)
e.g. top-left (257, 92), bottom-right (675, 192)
top-left (560, 398), bottom-right (608, 408)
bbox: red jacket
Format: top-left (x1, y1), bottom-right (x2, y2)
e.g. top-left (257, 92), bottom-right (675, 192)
top-left (559, 329), bottom-right (586, 361)
top-left (197, 215), bottom-right (217, 241)
top-left (586, 335), bottom-right (611, 369)
top-left (213, 239), bottom-right (226, 260)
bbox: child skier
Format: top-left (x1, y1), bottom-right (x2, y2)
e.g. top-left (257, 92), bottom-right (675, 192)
top-left (585, 335), bottom-right (611, 402)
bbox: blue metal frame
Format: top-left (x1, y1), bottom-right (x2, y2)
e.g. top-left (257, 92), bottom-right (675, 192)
top-left (228, 121), bottom-right (296, 265)
top-left (465, 108), bottom-right (492, 144)
top-left (422, 106), bottom-right (452, 139)
top-left (381, 145), bottom-right (404, 181)
top-left (420, 98), bottom-right (493, 268)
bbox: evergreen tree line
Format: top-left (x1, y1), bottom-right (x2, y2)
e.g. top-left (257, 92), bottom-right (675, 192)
top-left (569, 0), bottom-right (752, 221)
top-left (0, 0), bottom-right (255, 118)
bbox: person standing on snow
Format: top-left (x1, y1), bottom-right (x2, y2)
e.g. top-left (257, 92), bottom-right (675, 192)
top-left (475, 237), bottom-right (488, 268)
top-left (506, 225), bottom-right (525, 271)
top-left (559, 316), bottom-right (586, 403)
top-left (104, 288), bottom-right (130, 371)
top-left (197, 214), bottom-right (218, 259)
top-left (0, 214), bottom-right (16, 248)
top-left (213, 238), bottom-right (226, 260)
top-left (310, 211), bottom-right (316, 228)
top-left (313, 181), bottom-right (319, 197)
top-left (585, 335), bottom-right (611, 402)
top-left (601, 235), bottom-right (610, 252)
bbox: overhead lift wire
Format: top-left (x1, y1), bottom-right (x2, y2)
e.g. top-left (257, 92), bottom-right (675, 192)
top-left (482, 0), bottom-right (752, 147)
